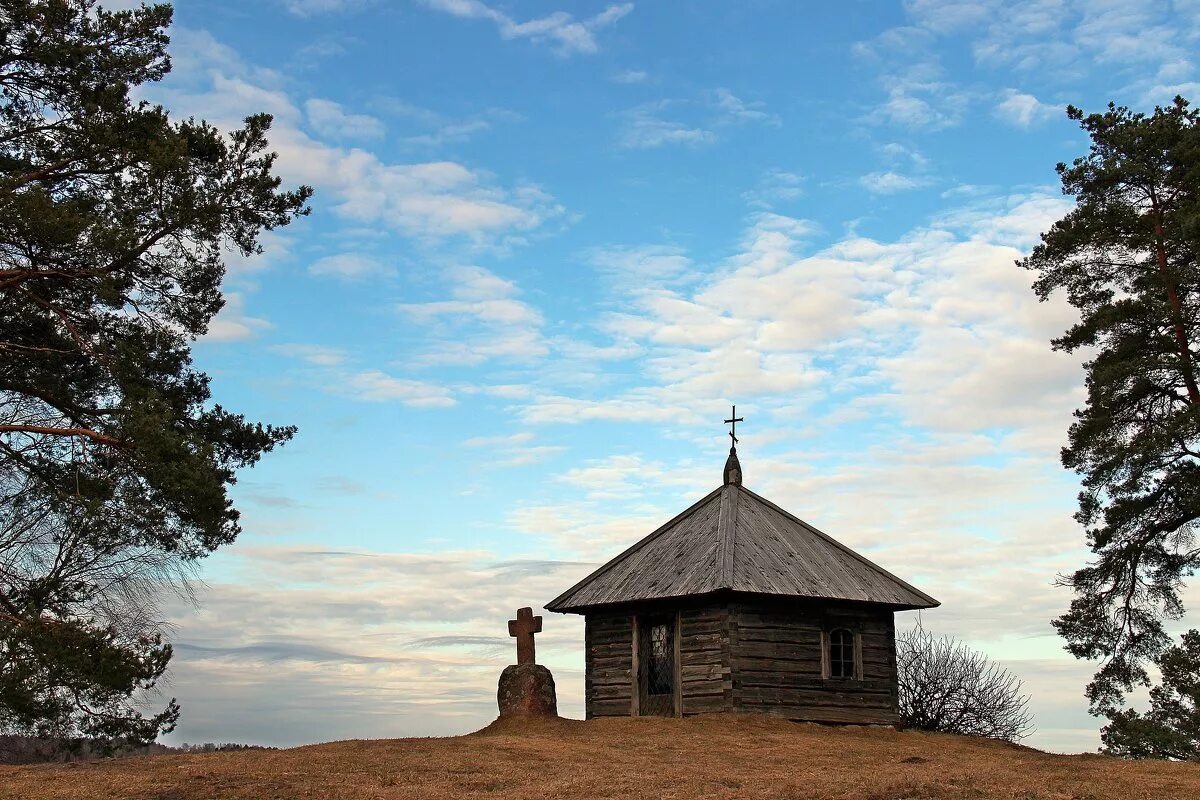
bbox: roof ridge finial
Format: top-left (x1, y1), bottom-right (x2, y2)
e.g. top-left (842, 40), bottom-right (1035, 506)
top-left (723, 405), bottom-right (744, 486)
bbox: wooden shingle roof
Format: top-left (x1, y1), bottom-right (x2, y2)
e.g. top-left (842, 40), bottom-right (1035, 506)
top-left (545, 481), bottom-right (939, 613)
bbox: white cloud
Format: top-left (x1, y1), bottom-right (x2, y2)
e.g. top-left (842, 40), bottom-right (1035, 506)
top-left (398, 265), bottom-right (548, 365)
top-left (712, 88), bottom-right (778, 125)
top-left (283, 0), bottom-right (371, 16)
top-left (893, 0), bottom-right (1200, 90)
top-left (162, 547), bottom-right (589, 744)
top-left (400, 270), bottom-right (539, 327)
top-left (557, 453), bottom-right (708, 500)
top-left (859, 170), bottom-right (931, 194)
top-left (517, 388), bottom-right (709, 427)
top-left (202, 293), bottom-right (272, 342)
top-left (617, 102), bottom-right (717, 149)
top-left (402, 119), bottom-right (490, 147)
top-left (616, 89), bottom-right (777, 150)
top-left (872, 84), bottom-right (967, 130)
top-left (166, 28), bottom-right (282, 89)
top-left (469, 383), bottom-right (534, 399)
top-left (587, 244), bottom-right (695, 285)
top-left (153, 38), bottom-right (562, 245)
top-left (269, 346), bottom-right (456, 407)
top-left (878, 141), bottom-right (929, 170)
top-left (463, 431), bottom-right (534, 447)
top-left (281, 148), bottom-right (560, 241)
top-left (460, 431), bottom-right (562, 466)
top-left (854, 27), bottom-right (968, 131)
top-left (420, 0), bottom-right (633, 56)
top-left (308, 253), bottom-right (390, 280)
top-left (342, 370), bottom-right (456, 406)
top-left (612, 69), bottom-right (648, 83)
top-left (305, 98), bottom-right (385, 139)
top-left (224, 229), bottom-right (294, 277)
top-left (520, 194), bottom-right (1079, 458)
top-left (743, 169), bottom-right (804, 209)
top-left (994, 88), bottom-right (1056, 128)
top-left (397, 107), bottom-right (520, 148)
top-left (270, 343), bottom-right (348, 366)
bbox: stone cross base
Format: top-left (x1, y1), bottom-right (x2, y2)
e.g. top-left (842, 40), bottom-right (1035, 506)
top-left (497, 663), bottom-right (558, 718)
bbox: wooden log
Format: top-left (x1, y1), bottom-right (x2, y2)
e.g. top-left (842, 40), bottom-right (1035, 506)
top-left (682, 695), bottom-right (728, 714)
top-left (589, 654), bottom-right (632, 669)
top-left (737, 687), bottom-right (895, 707)
top-left (679, 649), bottom-right (722, 663)
top-left (680, 664), bottom-right (725, 681)
top-left (589, 685), bottom-right (632, 702)
top-left (590, 674), bottom-right (630, 688)
top-left (589, 700), bottom-right (632, 717)
top-left (734, 641), bottom-right (823, 660)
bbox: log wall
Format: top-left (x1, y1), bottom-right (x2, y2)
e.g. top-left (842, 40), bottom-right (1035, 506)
top-left (730, 600), bottom-right (898, 725)
top-left (582, 597), bottom-right (899, 725)
top-left (584, 612), bottom-right (633, 718)
top-left (678, 606), bottom-right (731, 715)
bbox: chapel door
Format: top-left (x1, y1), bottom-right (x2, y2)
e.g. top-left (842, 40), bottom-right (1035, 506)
top-left (636, 614), bottom-right (677, 716)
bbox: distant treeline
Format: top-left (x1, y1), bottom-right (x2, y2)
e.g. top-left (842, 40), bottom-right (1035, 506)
top-left (0, 735), bottom-right (276, 765)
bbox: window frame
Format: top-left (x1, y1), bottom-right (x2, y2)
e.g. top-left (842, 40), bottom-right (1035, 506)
top-left (631, 611), bottom-right (681, 717)
top-left (645, 620), bottom-right (674, 696)
top-left (821, 627), bottom-right (863, 681)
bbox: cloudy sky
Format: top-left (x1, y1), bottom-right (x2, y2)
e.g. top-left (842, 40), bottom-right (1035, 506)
top-left (138, 0), bottom-right (1200, 753)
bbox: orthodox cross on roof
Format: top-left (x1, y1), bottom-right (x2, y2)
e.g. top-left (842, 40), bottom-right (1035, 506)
top-left (508, 606), bottom-right (542, 665)
top-left (723, 405), bottom-right (744, 486)
top-left (724, 405), bottom-right (744, 448)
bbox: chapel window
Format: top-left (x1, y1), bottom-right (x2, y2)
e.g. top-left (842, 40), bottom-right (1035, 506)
top-left (647, 622), bottom-right (673, 695)
top-left (829, 628), bottom-right (855, 679)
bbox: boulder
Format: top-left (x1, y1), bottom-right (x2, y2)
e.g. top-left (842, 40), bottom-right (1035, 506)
top-left (497, 663), bottom-right (558, 718)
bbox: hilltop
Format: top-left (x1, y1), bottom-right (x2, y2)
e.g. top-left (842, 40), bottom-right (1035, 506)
top-left (2, 714), bottom-right (1197, 800)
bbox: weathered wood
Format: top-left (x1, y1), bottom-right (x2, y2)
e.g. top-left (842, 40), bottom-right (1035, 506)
top-left (737, 679), bottom-right (895, 696)
top-left (582, 597), bottom-right (901, 725)
top-left (584, 612), bottom-right (633, 719)
top-left (629, 615), bottom-right (640, 717)
top-left (729, 600), bottom-right (899, 726)
top-left (681, 664), bottom-right (725, 681)
top-left (545, 484), bottom-right (938, 613)
top-left (589, 699), bottom-right (632, 716)
top-left (734, 660), bottom-right (824, 679)
top-left (676, 604), bottom-right (731, 717)
top-left (678, 648), bottom-right (723, 662)
top-left (673, 609), bottom-right (682, 717)
top-left (682, 694), bottom-right (727, 715)
top-left (584, 605), bottom-right (593, 720)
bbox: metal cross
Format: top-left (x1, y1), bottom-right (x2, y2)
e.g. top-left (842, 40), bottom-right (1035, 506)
top-left (724, 405), bottom-right (744, 446)
top-left (508, 606), bottom-right (542, 665)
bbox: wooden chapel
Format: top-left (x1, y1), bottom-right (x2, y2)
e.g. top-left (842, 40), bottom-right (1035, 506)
top-left (545, 413), bottom-right (939, 725)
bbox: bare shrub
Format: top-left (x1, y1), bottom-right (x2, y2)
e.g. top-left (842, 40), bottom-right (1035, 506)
top-left (897, 625), bottom-right (1034, 741)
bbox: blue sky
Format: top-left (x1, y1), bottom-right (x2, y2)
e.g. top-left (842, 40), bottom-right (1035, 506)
top-left (131, 0), bottom-right (1200, 752)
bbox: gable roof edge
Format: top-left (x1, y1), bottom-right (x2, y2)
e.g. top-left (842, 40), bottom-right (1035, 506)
top-left (738, 485), bottom-right (940, 608)
top-left (544, 485), bottom-right (725, 613)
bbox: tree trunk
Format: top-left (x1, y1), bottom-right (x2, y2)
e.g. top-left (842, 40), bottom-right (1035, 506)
top-left (1152, 204), bottom-right (1200, 404)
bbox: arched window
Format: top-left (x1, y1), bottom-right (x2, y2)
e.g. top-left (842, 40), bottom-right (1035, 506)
top-left (828, 628), bottom-right (855, 679)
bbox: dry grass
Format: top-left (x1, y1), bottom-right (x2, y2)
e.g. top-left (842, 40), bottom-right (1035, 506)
top-left (2, 714), bottom-right (1197, 800)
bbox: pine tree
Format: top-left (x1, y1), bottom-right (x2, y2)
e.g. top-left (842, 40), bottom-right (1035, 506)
top-left (1102, 629), bottom-right (1200, 760)
top-left (1022, 97), bottom-right (1200, 716)
top-left (0, 0), bottom-right (311, 744)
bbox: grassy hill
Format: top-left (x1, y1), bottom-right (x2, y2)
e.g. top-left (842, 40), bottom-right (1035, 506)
top-left (2, 714), bottom-right (1197, 799)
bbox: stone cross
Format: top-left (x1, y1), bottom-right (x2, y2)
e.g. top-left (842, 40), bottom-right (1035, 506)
top-left (508, 606), bottom-right (542, 665)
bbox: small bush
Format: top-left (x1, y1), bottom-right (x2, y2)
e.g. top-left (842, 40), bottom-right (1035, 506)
top-left (897, 625), bottom-right (1034, 741)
